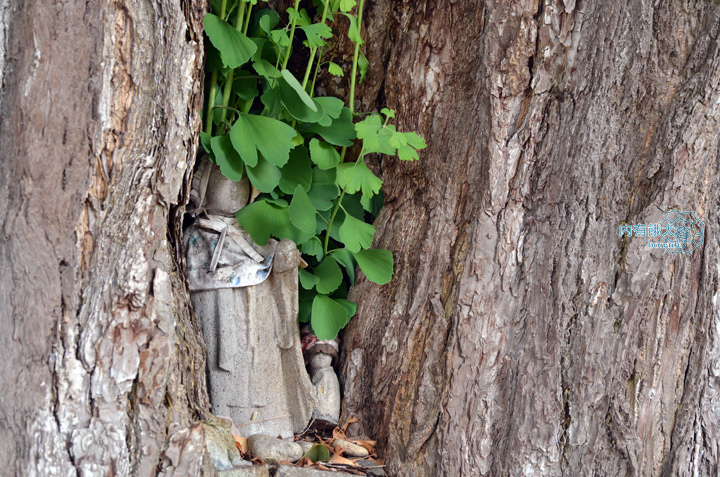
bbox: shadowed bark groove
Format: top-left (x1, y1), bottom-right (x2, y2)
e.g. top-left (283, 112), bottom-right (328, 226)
top-left (0, 0), bottom-right (210, 474)
top-left (340, 1), bottom-right (720, 476)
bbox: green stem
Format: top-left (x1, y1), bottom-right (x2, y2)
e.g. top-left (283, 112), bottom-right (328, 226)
top-left (282, 0), bottom-right (302, 69)
top-left (235, 2), bottom-right (248, 34)
top-left (219, 71), bottom-right (235, 131)
top-left (219, 1), bottom-right (249, 130)
top-left (204, 0), bottom-right (229, 135)
top-left (348, 0), bottom-right (365, 113)
top-left (324, 190), bottom-right (346, 254)
top-left (213, 105), bottom-right (242, 114)
top-left (205, 70), bottom-right (219, 134)
top-left (301, 52), bottom-right (316, 90)
top-left (340, 0), bottom-right (365, 161)
top-left (301, 0), bottom-right (331, 89)
top-left (309, 47), bottom-right (324, 96)
top-left (242, 0), bottom-right (252, 34)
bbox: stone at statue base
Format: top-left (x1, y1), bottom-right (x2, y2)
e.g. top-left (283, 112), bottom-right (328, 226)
top-left (216, 467), bottom-right (270, 477)
top-left (247, 434), bottom-right (303, 463)
top-left (202, 416), bottom-right (250, 470)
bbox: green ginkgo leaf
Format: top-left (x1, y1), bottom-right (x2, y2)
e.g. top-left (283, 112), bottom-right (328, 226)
top-left (278, 70), bottom-right (324, 123)
top-left (358, 49), bottom-right (369, 83)
top-left (289, 185), bottom-right (317, 233)
top-left (352, 249), bottom-right (393, 285)
top-left (301, 236), bottom-right (324, 261)
top-left (338, 0), bottom-right (356, 12)
top-left (204, 13), bottom-right (257, 68)
top-left (210, 135), bottom-right (244, 181)
top-left (257, 10), bottom-right (280, 33)
top-left (305, 107), bottom-right (357, 146)
top-left (236, 199), bottom-right (313, 246)
top-left (327, 62), bottom-right (344, 77)
top-left (311, 294), bottom-right (351, 340)
top-left (336, 158), bottom-right (382, 199)
top-left (307, 167), bottom-right (340, 211)
top-left (338, 213), bottom-right (375, 252)
top-left (279, 146), bottom-right (312, 194)
top-left (309, 139), bottom-right (340, 170)
top-left (313, 256), bottom-right (343, 294)
top-left (334, 298), bottom-right (357, 320)
top-left (342, 13), bottom-right (363, 44)
top-left (314, 96), bottom-right (344, 127)
top-left (232, 71), bottom-right (259, 101)
top-left (230, 113), bottom-right (296, 168)
top-left (245, 155), bottom-right (281, 193)
top-left (331, 248), bottom-right (356, 285)
top-left (299, 268), bottom-right (319, 290)
top-left (301, 444), bottom-right (331, 463)
top-left (299, 23), bottom-right (333, 48)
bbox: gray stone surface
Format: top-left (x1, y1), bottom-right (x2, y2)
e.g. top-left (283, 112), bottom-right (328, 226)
top-left (202, 162), bottom-right (250, 215)
top-left (216, 466), bottom-right (270, 477)
top-left (331, 439), bottom-right (370, 458)
top-left (274, 466), bottom-right (356, 477)
top-left (203, 416), bottom-right (249, 470)
top-left (188, 172), bottom-right (317, 439)
top-left (356, 459), bottom-right (386, 477)
top-left (247, 434), bottom-right (303, 464)
top-left (309, 353), bottom-right (333, 369)
top-left (296, 440), bottom-right (315, 455)
top-left (309, 366), bottom-right (340, 425)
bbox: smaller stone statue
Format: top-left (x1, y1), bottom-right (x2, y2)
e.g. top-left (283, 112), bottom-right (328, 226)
top-left (308, 353), bottom-right (341, 426)
top-left (302, 329), bottom-right (341, 427)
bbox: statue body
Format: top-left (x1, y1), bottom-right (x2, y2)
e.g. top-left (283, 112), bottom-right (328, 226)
top-left (185, 162), bottom-right (316, 438)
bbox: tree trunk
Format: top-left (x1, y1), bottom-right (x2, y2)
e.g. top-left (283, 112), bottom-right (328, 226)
top-left (341, 1), bottom-right (720, 476)
top-left (0, 0), bottom-right (211, 474)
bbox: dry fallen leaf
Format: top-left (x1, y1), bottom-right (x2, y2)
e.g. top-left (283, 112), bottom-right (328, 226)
top-left (347, 438), bottom-right (376, 454)
top-left (329, 454), bottom-right (359, 466)
top-left (332, 427), bottom-right (346, 442)
top-left (250, 185), bottom-right (261, 203)
top-left (341, 416), bottom-right (359, 433)
top-left (232, 435), bottom-right (248, 454)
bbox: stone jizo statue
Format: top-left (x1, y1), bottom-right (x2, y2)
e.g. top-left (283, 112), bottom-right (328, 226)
top-left (185, 160), bottom-right (317, 438)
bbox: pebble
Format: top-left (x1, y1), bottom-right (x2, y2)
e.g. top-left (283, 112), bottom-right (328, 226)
top-left (296, 440), bottom-right (316, 455)
top-left (247, 434), bottom-right (303, 464)
top-left (274, 466), bottom-right (355, 477)
top-left (202, 416), bottom-right (249, 470)
top-left (332, 438), bottom-right (370, 457)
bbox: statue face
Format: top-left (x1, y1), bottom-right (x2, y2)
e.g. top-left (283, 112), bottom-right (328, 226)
top-left (204, 165), bottom-right (250, 215)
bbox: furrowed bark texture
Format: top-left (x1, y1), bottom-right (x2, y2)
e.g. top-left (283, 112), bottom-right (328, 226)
top-left (341, 1), bottom-right (720, 475)
top-left (0, 0), bottom-right (210, 475)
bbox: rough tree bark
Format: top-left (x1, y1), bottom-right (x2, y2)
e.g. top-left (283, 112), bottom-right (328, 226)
top-left (0, 0), bottom-right (211, 475)
top-left (341, 1), bottom-right (720, 476)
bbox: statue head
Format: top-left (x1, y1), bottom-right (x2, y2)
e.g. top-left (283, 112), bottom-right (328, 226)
top-left (203, 163), bottom-right (250, 215)
top-left (273, 239), bottom-right (301, 273)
